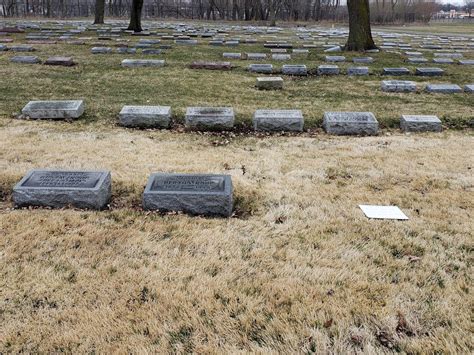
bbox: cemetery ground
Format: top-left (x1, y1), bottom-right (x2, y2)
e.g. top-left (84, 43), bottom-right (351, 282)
top-left (1, 24), bottom-right (473, 352)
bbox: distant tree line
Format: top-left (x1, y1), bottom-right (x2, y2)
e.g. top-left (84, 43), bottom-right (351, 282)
top-left (1, 0), bottom-right (452, 24)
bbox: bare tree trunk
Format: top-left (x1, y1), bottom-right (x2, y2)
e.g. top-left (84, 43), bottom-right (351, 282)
top-left (128, 0), bottom-right (144, 32)
top-left (94, 0), bottom-right (105, 24)
top-left (345, 0), bottom-right (377, 51)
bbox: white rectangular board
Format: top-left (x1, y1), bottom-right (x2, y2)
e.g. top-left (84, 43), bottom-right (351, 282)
top-left (359, 205), bottom-right (409, 220)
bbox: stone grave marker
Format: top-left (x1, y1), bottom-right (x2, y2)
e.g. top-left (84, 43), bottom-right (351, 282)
top-left (190, 61), bottom-right (232, 70)
top-left (353, 57), bottom-right (373, 64)
top-left (383, 67), bottom-right (410, 75)
top-left (119, 105), bottom-right (171, 128)
top-left (347, 67), bottom-right (369, 76)
top-left (381, 80), bottom-right (417, 92)
top-left (248, 64), bottom-right (273, 74)
top-left (91, 47), bottom-right (112, 54)
top-left (22, 100), bottom-right (84, 119)
top-left (400, 115), bottom-right (442, 132)
top-left (323, 111), bottom-right (379, 135)
top-left (325, 55), bottom-right (345, 62)
top-left (253, 109), bottom-right (304, 132)
top-left (143, 173), bottom-right (233, 217)
top-left (256, 77), bottom-right (283, 90)
top-left (121, 59), bottom-right (165, 68)
top-left (44, 56), bottom-right (76, 66)
top-left (10, 55), bottom-right (40, 64)
top-left (282, 64), bottom-right (307, 76)
top-left (13, 170), bottom-right (111, 210)
top-left (415, 67), bottom-right (444, 76)
top-left (185, 107), bottom-right (234, 130)
top-left (425, 84), bottom-right (462, 93)
top-left (317, 65), bottom-right (339, 75)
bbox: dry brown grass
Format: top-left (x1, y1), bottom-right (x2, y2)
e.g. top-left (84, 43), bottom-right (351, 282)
top-left (0, 118), bottom-right (473, 353)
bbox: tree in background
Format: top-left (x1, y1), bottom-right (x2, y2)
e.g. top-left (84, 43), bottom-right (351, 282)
top-left (128, 0), bottom-right (144, 32)
top-left (465, 0), bottom-right (474, 17)
top-left (345, 0), bottom-right (377, 51)
top-left (94, 0), bottom-right (105, 24)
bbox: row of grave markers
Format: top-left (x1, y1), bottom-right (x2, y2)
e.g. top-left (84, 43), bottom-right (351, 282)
top-left (12, 169), bottom-right (410, 220)
top-left (21, 100), bottom-right (445, 133)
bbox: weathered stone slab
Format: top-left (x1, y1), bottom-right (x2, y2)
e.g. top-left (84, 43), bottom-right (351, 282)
top-left (10, 55), bottom-right (40, 64)
top-left (425, 84), bottom-right (462, 94)
top-left (408, 57), bottom-right (428, 63)
top-left (143, 173), bottom-right (233, 217)
top-left (10, 45), bottom-right (35, 52)
top-left (415, 67), bottom-right (443, 76)
top-left (464, 84), bottom-right (474, 93)
top-left (381, 80), bottom-right (417, 92)
top-left (353, 57), bottom-right (373, 64)
top-left (119, 105), bottom-right (171, 128)
top-left (117, 47), bottom-right (137, 54)
top-left (272, 54), bottom-right (291, 61)
top-left (292, 49), bottom-right (309, 56)
top-left (44, 56), bottom-right (76, 66)
top-left (0, 44), bottom-right (6, 51)
top-left (248, 64), bottom-right (273, 74)
top-left (121, 59), bottom-right (165, 68)
top-left (91, 47), bottom-right (112, 54)
top-left (256, 77), bottom-right (283, 90)
top-left (433, 58), bottom-right (454, 64)
top-left (323, 112), bottom-right (379, 136)
top-left (22, 100), bottom-right (84, 119)
top-left (190, 61), bottom-right (232, 70)
top-left (400, 115), bottom-right (442, 132)
top-left (383, 67), bottom-right (410, 75)
top-left (246, 53), bottom-right (266, 60)
top-left (325, 55), bottom-right (345, 62)
top-left (317, 65), bottom-right (339, 75)
top-left (223, 52), bottom-right (241, 59)
top-left (253, 109), bottom-right (303, 131)
top-left (324, 46), bottom-right (341, 52)
top-left (347, 66), bottom-right (369, 76)
top-left (459, 60), bottom-right (474, 65)
top-left (185, 107), bottom-right (234, 130)
top-left (434, 52), bottom-right (462, 58)
top-left (282, 64), bottom-right (307, 76)
top-left (13, 170), bottom-right (111, 210)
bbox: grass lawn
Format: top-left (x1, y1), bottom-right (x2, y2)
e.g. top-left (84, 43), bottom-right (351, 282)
top-left (0, 22), bottom-right (473, 353)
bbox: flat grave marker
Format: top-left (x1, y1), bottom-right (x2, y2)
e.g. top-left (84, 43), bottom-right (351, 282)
top-left (22, 100), bottom-right (84, 119)
top-left (143, 173), bottom-right (233, 217)
top-left (13, 170), bottom-right (111, 210)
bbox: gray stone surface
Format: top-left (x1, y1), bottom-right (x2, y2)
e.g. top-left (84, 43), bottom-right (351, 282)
top-left (10, 45), bottom-right (34, 52)
top-left (434, 52), bottom-right (462, 58)
top-left (119, 105), bottom-right (171, 128)
top-left (400, 115), bottom-right (442, 132)
top-left (459, 60), bottom-right (474, 65)
top-left (117, 47), bottom-right (137, 54)
top-left (142, 49), bottom-right (162, 55)
top-left (325, 55), bottom-right (345, 62)
top-left (272, 54), bottom-right (291, 61)
top-left (44, 56), bottom-right (76, 66)
top-left (407, 57), bottom-right (428, 63)
top-left (10, 55), bottom-right (40, 64)
top-left (433, 58), bottom-right (454, 64)
top-left (381, 80), bottom-right (417, 92)
top-left (22, 100), bottom-right (84, 119)
top-left (121, 59), bottom-right (165, 67)
top-left (323, 111), bottom-right (379, 136)
top-left (324, 46), bottom-right (341, 52)
top-left (347, 66), bottom-right (369, 76)
top-left (190, 61), bottom-right (232, 70)
top-left (13, 170), bottom-right (111, 210)
top-left (425, 84), bottom-right (462, 94)
top-left (415, 67), bottom-right (444, 76)
top-left (143, 173), bottom-right (233, 217)
top-left (185, 107), bottom-right (234, 130)
top-left (256, 77), bottom-right (283, 90)
top-left (223, 52), bottom-right (241, 59)
top-left (464, 84), bottom-right (474, 93)
top-left (282, 64), bottom-right (307, 76)
top-left (383, 67), bottom-right (410, 75)
top-left (253, 109), bottom-right (303, 131)
top-left (0, 44), bottom-right (7, 51)
top-left (353, 57), bottom-right (373, 64)
top-left (91, 47), bottom-right (112, 54)
top-left (246, 53), bottom-right (266, 60)
top-left (248, 63), bottom-right (273, 73)
top-left (317, 65), bottom-right (339, 75)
